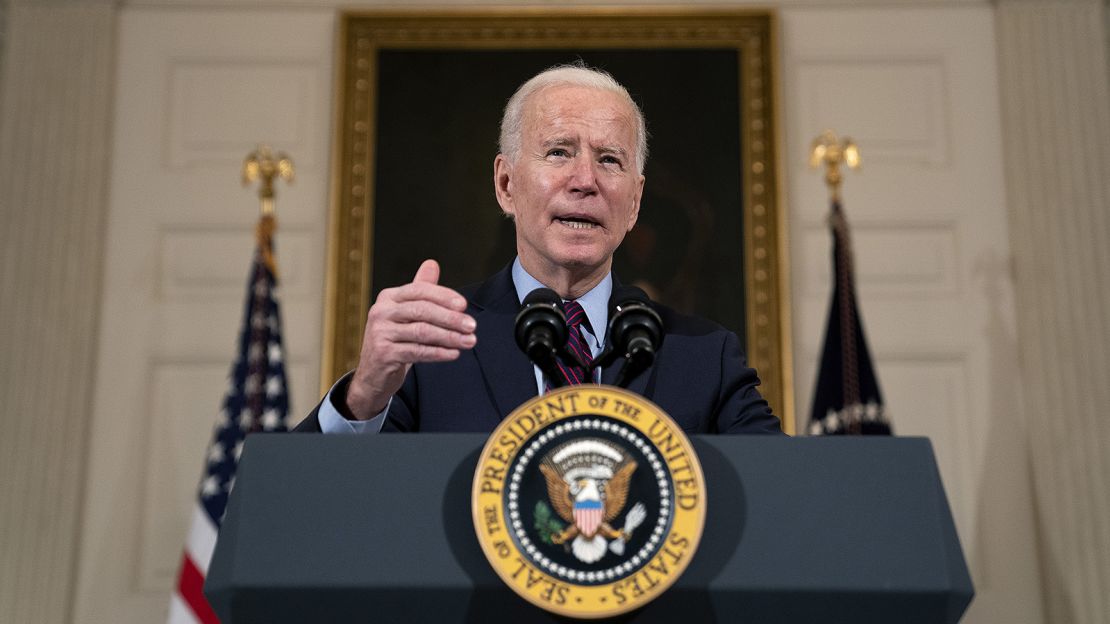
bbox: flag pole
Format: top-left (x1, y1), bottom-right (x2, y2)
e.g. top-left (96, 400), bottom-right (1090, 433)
top-left (813, 131), bottom-right (862, 432)
top-left (806, 131), bottom-right (890, 436)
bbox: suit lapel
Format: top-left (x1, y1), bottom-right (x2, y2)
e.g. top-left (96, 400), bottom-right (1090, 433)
top-left (469, 266), bottom-right (536, 418)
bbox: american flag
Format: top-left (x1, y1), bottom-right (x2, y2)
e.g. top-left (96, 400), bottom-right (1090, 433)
top-left (168, 216), bottom-right (290, 623)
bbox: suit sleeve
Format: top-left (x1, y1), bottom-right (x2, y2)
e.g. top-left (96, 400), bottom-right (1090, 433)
top-left (291, 402), bottom-right (324, 432)
top-left (714, 331), bottom-right (785, 435)
top-left (291, 370), bottom-right (417, 433)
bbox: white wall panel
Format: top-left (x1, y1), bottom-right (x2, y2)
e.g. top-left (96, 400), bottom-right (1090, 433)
top-left (797, 57), bottom-right (950, 164)
top-left (798, 220), bottom-right (960, 297)
top-left (136, 360), bottom-right (312, 592)
top-left (879, 355), bottom-right (974, 544)
top-left (138, 362), bottom-right (230, 591)
top-left (167, 61), bottom-right (323, 168)
top-left (159, 227), bottom-right (317, 300)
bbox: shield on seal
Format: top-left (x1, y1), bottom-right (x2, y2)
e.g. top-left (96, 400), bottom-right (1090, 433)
top-left (573, 498), bottom-right (603, 537)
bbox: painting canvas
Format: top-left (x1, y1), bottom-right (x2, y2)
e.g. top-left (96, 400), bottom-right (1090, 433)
top-left (325, 10), bottom-right (791, 429)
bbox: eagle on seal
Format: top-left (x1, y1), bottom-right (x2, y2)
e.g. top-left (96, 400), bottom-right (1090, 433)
top-left (540, 459), bottom-right (642, 563)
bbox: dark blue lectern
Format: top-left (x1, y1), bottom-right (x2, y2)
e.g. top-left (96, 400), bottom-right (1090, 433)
top-left (206, 435), bottom-right (973, 622)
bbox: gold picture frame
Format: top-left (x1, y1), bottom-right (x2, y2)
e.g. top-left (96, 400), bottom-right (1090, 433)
top-left (323, 8), bottom-right (794, 433)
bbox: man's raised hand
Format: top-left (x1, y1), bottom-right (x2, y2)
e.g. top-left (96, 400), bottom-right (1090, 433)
top-left (345, 259), bottom-right (477, 420)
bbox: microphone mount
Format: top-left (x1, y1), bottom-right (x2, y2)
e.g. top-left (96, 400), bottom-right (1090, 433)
top-left (594, 286), bottom-right (664, 388)
top-left (514, 288), bottom-right (588, 388)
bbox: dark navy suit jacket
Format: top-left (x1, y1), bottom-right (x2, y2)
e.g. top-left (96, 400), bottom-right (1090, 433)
top-left (295, 265), bottom-right (782, 435)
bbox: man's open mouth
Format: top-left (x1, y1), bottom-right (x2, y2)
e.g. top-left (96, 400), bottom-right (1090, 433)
top-left (555, 216), bottom-right (600, 230)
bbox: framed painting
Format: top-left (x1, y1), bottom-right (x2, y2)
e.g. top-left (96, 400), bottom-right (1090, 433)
top-left (323, 8), bottom-right (793, 432)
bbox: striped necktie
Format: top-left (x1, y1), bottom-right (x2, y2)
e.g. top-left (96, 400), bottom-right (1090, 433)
top-left (554, 299), bottom-right (594, 386)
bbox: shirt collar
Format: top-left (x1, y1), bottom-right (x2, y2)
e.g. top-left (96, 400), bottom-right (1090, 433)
top-left (511, 257), bottom-right (610, 349)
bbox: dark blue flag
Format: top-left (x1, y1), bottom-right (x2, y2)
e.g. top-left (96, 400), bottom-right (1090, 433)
top-left (808, 200), bottom-right (891, 435)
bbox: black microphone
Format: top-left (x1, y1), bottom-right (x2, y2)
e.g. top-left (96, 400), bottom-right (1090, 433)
top-left (594, 286), bottom-right (664, 388)
top-left (515, 288), bottom-right (570, 388)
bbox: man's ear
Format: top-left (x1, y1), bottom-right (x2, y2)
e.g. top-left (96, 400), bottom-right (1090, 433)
top-left (627, 174), bottom-right (645, 232)
top-left (493, 153), bottom-right (514, 218)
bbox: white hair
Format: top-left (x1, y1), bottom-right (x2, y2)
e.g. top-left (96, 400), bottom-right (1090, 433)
top-left (498, 63), bottom-right (648, 174)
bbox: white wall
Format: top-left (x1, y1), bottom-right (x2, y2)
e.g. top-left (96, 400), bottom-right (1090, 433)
top-left (782, 7), bottom-right (1041, 622)
top-left (71, 9), bottom-right (335, 622)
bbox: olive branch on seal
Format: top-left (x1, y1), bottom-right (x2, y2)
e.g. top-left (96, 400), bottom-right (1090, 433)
top-left (533, 501), bottom-right (565, 545)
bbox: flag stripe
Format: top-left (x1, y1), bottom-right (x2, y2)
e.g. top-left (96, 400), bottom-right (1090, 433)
top-left (168, 594), bottom-right (198, 624)
top-left (176, 554), bottom-right (221, 624)
top-left (183, 504), bottom-right (218, 575)
top-left (575, 507), bottom-right (602, 535)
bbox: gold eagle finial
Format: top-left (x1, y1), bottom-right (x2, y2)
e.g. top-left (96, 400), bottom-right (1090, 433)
top-left (809, 130), bottom-right (860, 202)
top-left (242, 144), bottom-right (295, 217)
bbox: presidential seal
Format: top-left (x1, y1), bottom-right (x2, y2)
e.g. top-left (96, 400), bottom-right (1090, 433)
top-left (472, 385), bottom-right (706, 619)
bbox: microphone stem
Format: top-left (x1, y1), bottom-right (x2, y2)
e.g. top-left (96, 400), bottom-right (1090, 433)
top-left (546, 370), bottom-right (566, 389)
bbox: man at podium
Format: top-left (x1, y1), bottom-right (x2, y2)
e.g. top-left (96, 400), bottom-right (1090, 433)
top-left (295, 64), bottom-right (782, 436)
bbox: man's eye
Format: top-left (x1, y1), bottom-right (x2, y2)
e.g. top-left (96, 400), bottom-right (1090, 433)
top-left (547, 149), bottom-right (569, 158)
top-left (600, 155), bottom-right (623, 167)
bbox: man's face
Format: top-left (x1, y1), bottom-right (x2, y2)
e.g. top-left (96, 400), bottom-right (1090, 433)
top-left (494, 85), bottom-right (645, 283)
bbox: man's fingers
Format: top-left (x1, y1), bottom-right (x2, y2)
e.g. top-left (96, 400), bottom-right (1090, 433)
top-left (384, 321), bottom-right (477, 350)
top-left (412, 259), bottom-right (440, 285)
top-left (377, 299), bottom-right (475, 333)
top-left (393, 343), bottom-right (463, 363)
top-left (388, 281), bottom-right (469, 312)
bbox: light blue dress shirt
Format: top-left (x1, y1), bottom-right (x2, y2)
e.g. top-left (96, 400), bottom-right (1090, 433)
top-left (318, 257), bottom-right (611, 434)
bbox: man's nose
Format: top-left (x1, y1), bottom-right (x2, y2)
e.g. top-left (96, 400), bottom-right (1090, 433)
top-left (567, 156), bottom-right (599, 195)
